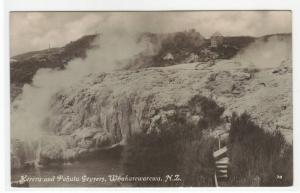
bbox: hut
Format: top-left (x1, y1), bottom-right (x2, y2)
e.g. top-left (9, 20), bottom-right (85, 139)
top-left (211, 32), bottom-right (224, 48)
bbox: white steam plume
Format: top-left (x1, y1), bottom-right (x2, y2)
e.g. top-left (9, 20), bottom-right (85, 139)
top-left (11, 16), bottom-right (149, 142)
top-left (235, 35), bottom-right (292, 68)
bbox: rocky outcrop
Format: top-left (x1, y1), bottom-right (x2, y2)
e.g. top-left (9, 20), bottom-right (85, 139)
top-left (10, 55), bottom-right (286, 164)
top-left (11, 56), bottom-right (292, 168)
top-left (11, 32), bottom-right (292, 168)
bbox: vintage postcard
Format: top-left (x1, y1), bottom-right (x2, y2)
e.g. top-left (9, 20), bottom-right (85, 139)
top-left (10, 11), bottom-right (292, 187)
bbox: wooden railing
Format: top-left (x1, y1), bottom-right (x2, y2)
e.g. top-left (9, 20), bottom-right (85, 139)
top-left (213, 131), bottom-right (229, 187)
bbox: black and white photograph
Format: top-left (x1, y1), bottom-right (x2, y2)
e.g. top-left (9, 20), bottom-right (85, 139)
top-left (9, 11), bottom-right (293, 187)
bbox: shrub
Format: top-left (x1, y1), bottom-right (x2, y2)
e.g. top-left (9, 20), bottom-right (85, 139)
top-left (152, 29), bottom-right (206, 66)
top-left (176, 135), bottom-right (215, 186)
top-left (187, 95), bottom-right (225, 128)
top-left (121, 96), bottom-right (224, 186)
top-left (122, 128), bottom-right (180, 186)
top-left (228, 112), bottom-right (293, 186)
top-left (122, 121), bottom-right (216, 187)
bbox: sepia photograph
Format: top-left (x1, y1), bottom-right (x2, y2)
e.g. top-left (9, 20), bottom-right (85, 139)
top-left (9, 11), bottom-right (292, 187)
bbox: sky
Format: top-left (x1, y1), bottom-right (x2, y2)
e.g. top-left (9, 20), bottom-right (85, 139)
top-left (10, 11), bottom-right (292, 56)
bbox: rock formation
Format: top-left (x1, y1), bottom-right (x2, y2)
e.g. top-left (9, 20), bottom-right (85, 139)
top-left (11, 33), bottom-right (292, 168)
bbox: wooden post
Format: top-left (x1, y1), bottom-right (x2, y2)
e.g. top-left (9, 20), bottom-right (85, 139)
top-left (218, 135), bottom-right (221, 149)
top-left (214, 172), bottom-right (219, 187)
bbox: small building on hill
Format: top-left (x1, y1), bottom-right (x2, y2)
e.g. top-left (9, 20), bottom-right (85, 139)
top-left (211, 32), bottom-right (224, 48)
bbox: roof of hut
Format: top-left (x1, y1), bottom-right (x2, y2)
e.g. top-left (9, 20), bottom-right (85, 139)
top-left (211, 32), bottom-right (223, 37)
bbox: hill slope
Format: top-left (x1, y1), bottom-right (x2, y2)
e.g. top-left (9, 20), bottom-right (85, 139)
top-left (11, 32), bottom-right (292, 165)
top-left (23, 54), bottom-right (289, 163)
top-left (10, 34), bottom-right (99, 100)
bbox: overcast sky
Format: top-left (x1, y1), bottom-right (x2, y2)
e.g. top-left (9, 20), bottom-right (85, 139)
top-left (10, 11), bottom-right (292, 56)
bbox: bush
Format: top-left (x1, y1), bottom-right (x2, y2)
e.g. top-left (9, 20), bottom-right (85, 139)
top-left (122, 129), bottom-right (179, 186)
top-left (121, 96), bottom-right (224, 186)
top-left (228, 112), bottom-right (293, 186)
top-left (122, 121), bottom-right (216, 187)
top-left (187, 95), bottom-right (225, 128)
top-left (153, 29), bottom-right (206, 66)
top-left (176, 135), bottom-right (215, 186)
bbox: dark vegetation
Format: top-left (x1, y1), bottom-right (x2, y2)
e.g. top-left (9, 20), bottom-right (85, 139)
top-left (228, 112), bottom-right (293, 186)
top-left (152, 29), bottom-right (206, 65)
top-left (121, 96), bottom-right (224, 186)
top-left (208, 36), bottom-right (255, 60)
top-left (125, 32), bottom-right (291, 69)
top-left (261, 33), bottom-right (292, 42)
top-left (222, 36), bottom-right (255, 50)
top-left (122, 126), bottom-right (216, 187)
top-left (125, 30), bottom-right (207, 69)
top-left (126, 30), bottom-right (257, 69)
top-left (121, 98), bottom-right (292, 187)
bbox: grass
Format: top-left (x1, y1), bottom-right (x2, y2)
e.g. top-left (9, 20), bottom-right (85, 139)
top-left (228, 112), bottom-right (293, 186)
top-left (121, 121), bottom-right (216, 187)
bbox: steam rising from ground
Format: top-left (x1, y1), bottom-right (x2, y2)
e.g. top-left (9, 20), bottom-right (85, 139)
top-left (11, 13), bottom-right (292, 143)
top-left (11, 18), bottom-right (149, 141)
top-left (235, 35), bottom-right (292, 68)
top-left (11, 11), bottom-right (292, 56)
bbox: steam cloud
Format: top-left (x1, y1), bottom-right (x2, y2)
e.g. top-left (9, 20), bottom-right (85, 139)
top-left (235, 35), bottom-right (292, 68)
top-left (11, 11), bottom-right (292, 142)
top-left (11, 15), bottom-right (150, 141)
top-left (11, 11), bottom-right (292, 56)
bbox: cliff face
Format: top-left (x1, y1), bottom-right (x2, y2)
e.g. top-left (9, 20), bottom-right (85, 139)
top-left (11, 33), bottom-right (292, 167)
top-left (43, 69), bottom-right (215, 162)
top-left (27, 55), bottom-right (290, 163)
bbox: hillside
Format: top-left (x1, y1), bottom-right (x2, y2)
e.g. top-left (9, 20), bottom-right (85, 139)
top-left (124, 31), bottom-right (257, 69)
top-left (11, 31), bottom-right (290, 102)
top-left (13, 55), bottom-right (288, 165)
top-left (10, 34), bottom-right (99, 100)
top-left (11, 32), bottom-right (292, 170)
top-left (125, 32), bottom-right (291, 71)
